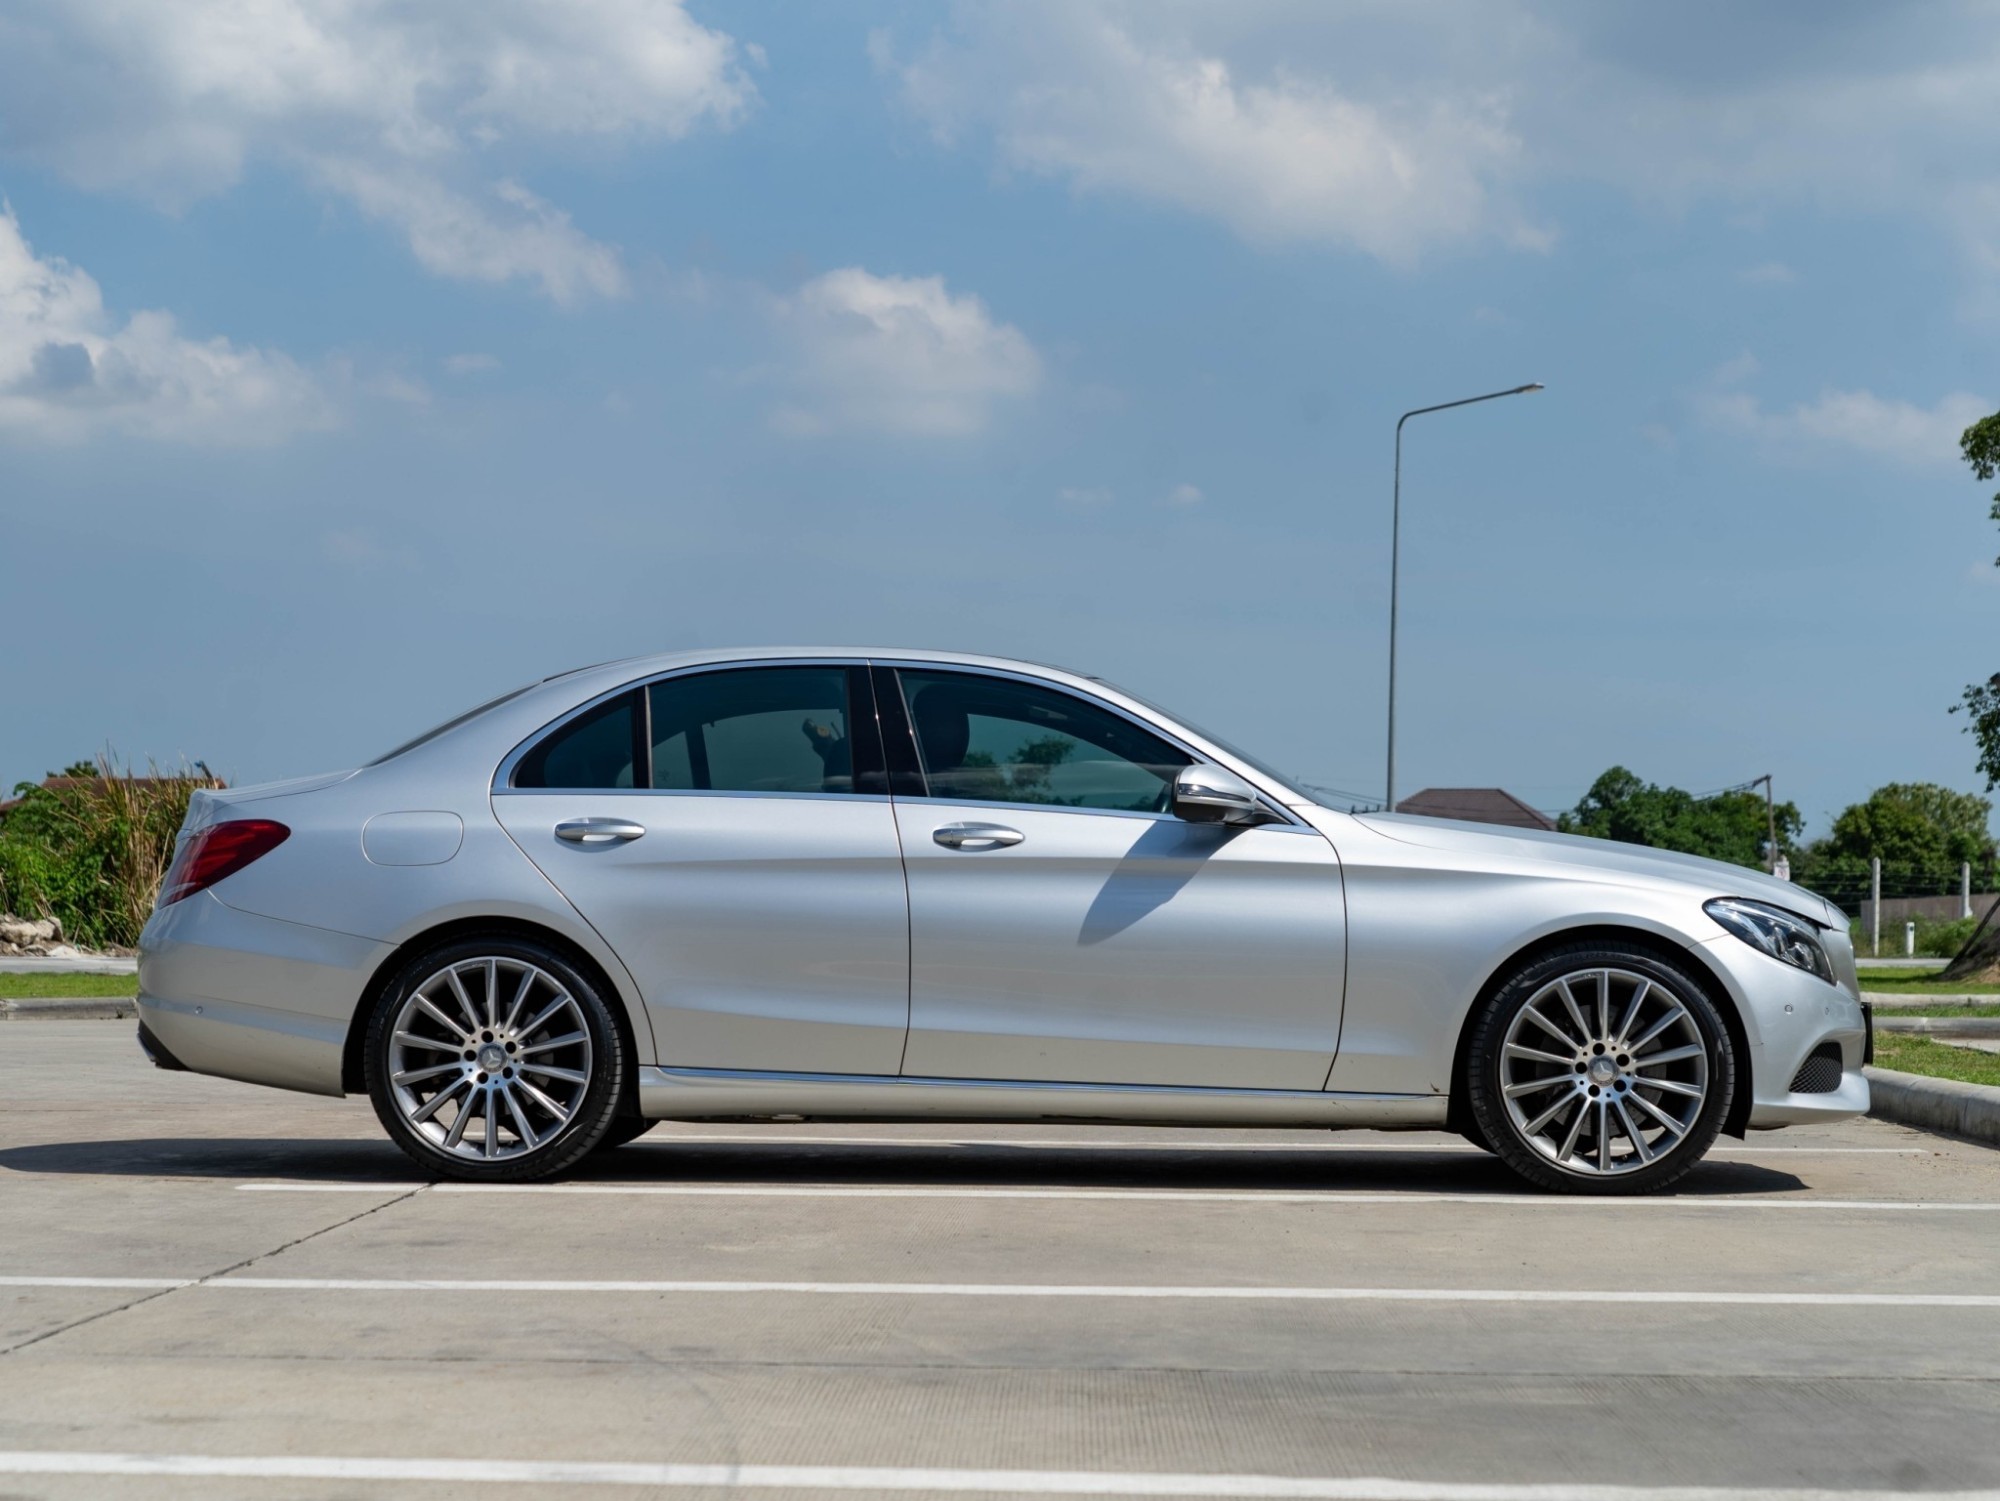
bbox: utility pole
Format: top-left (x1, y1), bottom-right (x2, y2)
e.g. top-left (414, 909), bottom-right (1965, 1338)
top-left (1752, 773), bottom-right (1780, 875)
top-left (1965, 861), bottom-right (1975, 921)
top-left (1870, 857), bottom-right (1882, 957)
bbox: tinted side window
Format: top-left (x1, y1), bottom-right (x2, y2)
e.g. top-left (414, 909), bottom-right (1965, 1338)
top-left (650, 668), bottom-right (855, 795)
top-left (896, 670), bottom-right (1190, 812)
top-left (513, 691), bottom-right (639, 789)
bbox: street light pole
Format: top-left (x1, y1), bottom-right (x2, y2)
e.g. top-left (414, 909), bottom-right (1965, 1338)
top-left (1386, 382), bottom-right (1543, 812)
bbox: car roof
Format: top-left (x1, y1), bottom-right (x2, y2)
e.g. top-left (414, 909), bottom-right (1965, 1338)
top-left (541, 646), bottom-right (1094, 683)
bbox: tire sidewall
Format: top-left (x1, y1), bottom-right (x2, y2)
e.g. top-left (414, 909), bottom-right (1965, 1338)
top-left (364, 935), bottom-right (625, 1182)
top-left (1467, 944), bottom-right (1735, 1195)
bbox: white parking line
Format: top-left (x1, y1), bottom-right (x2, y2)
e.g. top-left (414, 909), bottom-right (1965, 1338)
top-left (0, 1453), bottom-right (1991, 1496)
top-left (4, 1275), bottom-right (1998, 1307)
top-left (231, 1182), bottom-right (2000, 1210)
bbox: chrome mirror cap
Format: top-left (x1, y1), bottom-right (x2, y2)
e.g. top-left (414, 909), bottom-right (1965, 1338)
top-left (1172, 764), bottom-right (1276, 826)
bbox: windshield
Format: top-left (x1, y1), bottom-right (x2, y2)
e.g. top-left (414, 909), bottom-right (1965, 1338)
top-left (366, 682), bottom-right (538, 766)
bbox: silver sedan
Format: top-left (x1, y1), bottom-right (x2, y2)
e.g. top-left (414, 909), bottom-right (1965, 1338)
top-left (137, 648), bottom-right (1869, 1193)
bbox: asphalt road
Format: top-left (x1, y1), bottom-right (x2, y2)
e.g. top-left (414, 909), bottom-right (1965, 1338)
top-left (3, 1021), bottom-right (1999, 1500)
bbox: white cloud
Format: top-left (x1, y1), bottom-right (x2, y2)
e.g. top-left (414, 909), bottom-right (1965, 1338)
top-left (313, 164), bottom-right (627, 303)
top-left (0, 0), bottom-right (755, 301)
top-left (885, 8), bottom-right (1534, 263)
top-left (1165, 483), bottom-right (1204, 507)
top-left (1698, 377), bottom-right (1991, 469)
top-left (767, 268), bottom-right (1041, 437)
top-left (881, 3), bottom-right (2000, 285)
top-left (0, 206), bottom-right (330, 445)
top-left (444, 353), bottom-right (502, 375)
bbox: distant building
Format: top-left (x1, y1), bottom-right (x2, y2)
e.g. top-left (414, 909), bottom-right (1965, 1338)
top-left (1394, 787), bottom-right (1556, 832)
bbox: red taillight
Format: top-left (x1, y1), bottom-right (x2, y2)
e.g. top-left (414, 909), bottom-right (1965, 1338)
top-left (160, 819), bottom-right (291, 906)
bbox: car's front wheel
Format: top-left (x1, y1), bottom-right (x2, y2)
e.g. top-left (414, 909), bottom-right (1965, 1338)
top-left (364, 937), bottom-right (626, 1182)
top-left (1465, 943), bottom-right (1734, 1195)
top-left (594, 1116), bottom-right (656, 1151)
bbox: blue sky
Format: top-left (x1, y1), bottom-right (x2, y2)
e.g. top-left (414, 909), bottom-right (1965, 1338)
top-left (2, 0), bottom-right (1996, 835)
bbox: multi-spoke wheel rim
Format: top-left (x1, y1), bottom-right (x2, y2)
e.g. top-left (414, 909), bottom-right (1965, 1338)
top-left (1499, 966), bottom-right (1708, 1177)
top-left (387, 957), bottom-right (592, 1161)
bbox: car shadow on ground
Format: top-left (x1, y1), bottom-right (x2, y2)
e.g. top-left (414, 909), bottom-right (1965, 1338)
top-left (0, 1134), bottom-right (1807, 1195)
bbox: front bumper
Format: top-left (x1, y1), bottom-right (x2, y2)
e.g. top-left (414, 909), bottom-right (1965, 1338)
top-left (137, 891), bottom-right (392, 1098)
top-left (1700, 933), bottom-right (1871, 1130)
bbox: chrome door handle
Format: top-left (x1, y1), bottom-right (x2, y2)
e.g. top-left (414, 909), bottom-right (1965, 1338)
top-left (554, 817), bottom-right (646, 844)
top-left (933, 822), bottom-right (1024, 851)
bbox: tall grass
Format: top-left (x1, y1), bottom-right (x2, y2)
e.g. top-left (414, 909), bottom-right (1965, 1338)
top-left (0, 755), bottom-right (221, 950)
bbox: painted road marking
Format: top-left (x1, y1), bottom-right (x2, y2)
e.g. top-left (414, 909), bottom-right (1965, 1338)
top-left (4, 1275), bottom-right (1998, 1307)
top-left (232, 1182), bottom-right (2000, 1210)
top-left (0, 1452), bottom-right (1991, 1497)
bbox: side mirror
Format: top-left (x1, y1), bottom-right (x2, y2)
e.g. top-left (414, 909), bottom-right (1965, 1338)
top-left (1172, 764), bottom-right (1277, 826)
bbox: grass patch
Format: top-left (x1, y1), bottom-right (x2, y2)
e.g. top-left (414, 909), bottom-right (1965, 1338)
top-left (1855, 971), bottom-right (2000, 995)
top-left (1873, 1033), bottom-right (2000, 1087)
top-left (1876, 1003), bottom-right (2000, 1018)
top-left (0, 972), bottom-right (139, 999)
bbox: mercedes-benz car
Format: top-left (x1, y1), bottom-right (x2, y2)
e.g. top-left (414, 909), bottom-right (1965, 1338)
top-left (136, 648), bottom-right (1869, 1193)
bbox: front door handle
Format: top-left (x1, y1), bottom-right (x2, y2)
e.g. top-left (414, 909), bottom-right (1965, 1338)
top-left (554, 817), bottom-right (646, 845)
top-left (933, 822), bottom-right (1024, 851)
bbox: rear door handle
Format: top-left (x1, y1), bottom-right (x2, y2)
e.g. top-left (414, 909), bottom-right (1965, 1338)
top-left (554, 817), bottom-right (646, 844)
top-left (933, 822), bottom-right (1024, 851)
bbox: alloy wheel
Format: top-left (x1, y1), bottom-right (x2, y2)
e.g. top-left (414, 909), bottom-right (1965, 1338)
top-left (385, 956), bottom-right (594, 1161)
top-left (1497, 966), bottom-right (1709, 1177)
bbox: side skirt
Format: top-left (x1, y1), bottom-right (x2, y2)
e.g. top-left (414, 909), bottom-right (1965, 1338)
top-left (637, 1066), bottom-right (1448, 1129)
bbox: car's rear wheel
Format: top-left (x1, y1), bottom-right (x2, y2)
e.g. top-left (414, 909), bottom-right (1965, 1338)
top-left (1466, 943), bottom-right (1734, 1195)
top-left (364, 937), bottom-right (626, 1182)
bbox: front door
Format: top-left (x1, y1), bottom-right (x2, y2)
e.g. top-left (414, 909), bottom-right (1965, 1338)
top-left (492, 663), bottom-right (910, 1076)
top-left (883, 666), bottom-right (1346, 1090)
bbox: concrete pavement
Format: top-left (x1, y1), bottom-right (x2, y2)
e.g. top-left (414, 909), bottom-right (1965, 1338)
top-left (3, 1021), bottom-right (1999, 1498)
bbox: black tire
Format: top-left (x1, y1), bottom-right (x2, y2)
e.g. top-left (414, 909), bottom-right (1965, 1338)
top-left (364, 935), bottom-right (628, 1183)
top-left (1465, 942), bottom-right (1734, 1195)
top-left (594, 1116), bottom-right (657, 1151)
top-left (1457, 1117), bottom-right (1496, 1154)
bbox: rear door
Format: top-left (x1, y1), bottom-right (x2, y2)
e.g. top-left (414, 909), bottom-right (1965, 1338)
top-left (492, 663), bottom-right (910, 1076)
top-left (881, 665), bottom-right (1346, 1090)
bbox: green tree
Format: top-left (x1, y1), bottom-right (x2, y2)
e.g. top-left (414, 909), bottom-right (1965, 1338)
top-left (1791, 782), bottom-right (1998, 900)
top-left (1559, 766), bottom-right (1801, 870)
top-left (1954, 412), bottom-right (2000, 789)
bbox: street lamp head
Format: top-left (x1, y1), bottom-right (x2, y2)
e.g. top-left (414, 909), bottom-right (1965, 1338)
top-left (1514, 383), bottom-right (1544, 394)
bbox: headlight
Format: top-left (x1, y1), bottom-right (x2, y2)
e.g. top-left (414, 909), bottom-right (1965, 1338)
top-left (1704, 897), bottom-right (1834, 984)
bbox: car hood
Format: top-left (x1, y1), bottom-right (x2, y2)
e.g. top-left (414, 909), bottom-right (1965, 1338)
top-left (1351, 813), bottom-right (1841, 927)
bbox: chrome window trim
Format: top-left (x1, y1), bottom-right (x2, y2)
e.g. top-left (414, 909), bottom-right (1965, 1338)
top-left (873, 658), bottom-right (1307, 830)
top-left (495, 786), bottom-right (892, 805)
top-left (887, 792), bottom-right (1321, 833)
top-left (491, 656), bottom-right (869, 795)
top-left (492, 653), bottom-right (1305, 830)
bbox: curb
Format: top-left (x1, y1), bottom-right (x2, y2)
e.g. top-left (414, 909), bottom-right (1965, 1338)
top-left (1861, 992), bottom-right (1994, 1008)
top-left (0, 998), bottom-right (137, 1021)
top-left (1874, 1016), bottom-right (2000, 1037)
top-left (1864, 1066), bottom-right (2000, 1148)
top-left (0, 957), bottom-right (139, 975)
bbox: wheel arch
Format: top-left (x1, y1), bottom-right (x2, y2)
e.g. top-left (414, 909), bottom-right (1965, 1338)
top-left (341, 915), bottom-right (644, 1118)
top-left (1443, 924), bottom-right (1754, 1141)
